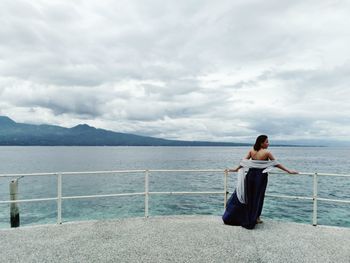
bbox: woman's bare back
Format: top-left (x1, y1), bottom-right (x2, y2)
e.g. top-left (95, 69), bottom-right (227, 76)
top-left (248, 149), bottom-right (270, 160)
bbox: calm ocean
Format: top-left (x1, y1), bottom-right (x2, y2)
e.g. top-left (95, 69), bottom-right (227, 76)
top-left (0, 146), bottom-right (349, 228)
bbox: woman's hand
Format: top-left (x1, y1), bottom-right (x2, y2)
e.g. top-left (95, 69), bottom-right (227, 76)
top-left (288, 170), bottom-right (299, 174)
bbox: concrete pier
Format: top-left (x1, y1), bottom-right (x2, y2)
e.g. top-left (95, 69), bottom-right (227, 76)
top-left (0, 216), bottom-right (349, 263)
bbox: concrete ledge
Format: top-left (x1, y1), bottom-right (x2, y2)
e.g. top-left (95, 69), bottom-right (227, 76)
top-left (0, 216), bottom-right (349, 263)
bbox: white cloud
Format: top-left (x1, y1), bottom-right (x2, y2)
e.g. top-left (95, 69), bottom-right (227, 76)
top-left (1, 0), bottom-right (350, 143)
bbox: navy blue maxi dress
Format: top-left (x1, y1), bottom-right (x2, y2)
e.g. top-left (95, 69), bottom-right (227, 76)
top-left (222, 168), bottom-right (268, 229)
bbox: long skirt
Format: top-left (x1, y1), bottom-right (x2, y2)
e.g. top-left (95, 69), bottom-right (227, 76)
top-left (222, 168), bottom-right (268, 229)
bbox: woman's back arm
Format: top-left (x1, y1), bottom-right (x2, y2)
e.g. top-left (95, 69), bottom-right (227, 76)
top-left (268, 151), bottom-right (298, 174)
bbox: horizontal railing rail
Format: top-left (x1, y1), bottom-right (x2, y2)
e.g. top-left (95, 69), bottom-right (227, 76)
top-left (0, 170), bottom-right (349, 227)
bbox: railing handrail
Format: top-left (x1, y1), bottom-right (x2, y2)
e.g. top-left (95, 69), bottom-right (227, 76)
top-left (0, 169), bottom-right (349, 227)
top-left (1, 169), bottom-right (350, 177)
top-left (0, 169), bottom-right (224, 177)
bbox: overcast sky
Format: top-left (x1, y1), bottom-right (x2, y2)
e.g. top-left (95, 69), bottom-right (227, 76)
top-left (1, 0), bottom-right (350, 143)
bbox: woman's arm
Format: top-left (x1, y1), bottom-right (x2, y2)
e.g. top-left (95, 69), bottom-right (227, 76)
top-left (228, 150), bottom-right (251, 172)
top-left (268, 152), bottom-right (298, 174)
top-left (274, 164), bottom-right (298, 174)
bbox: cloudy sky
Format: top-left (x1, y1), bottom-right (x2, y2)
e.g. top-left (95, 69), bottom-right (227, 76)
top-left (1, 0), bottom-right (350, 143)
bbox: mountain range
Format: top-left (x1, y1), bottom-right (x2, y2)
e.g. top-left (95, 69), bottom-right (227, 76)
top-left (0, 116), bottom-right (251, 146)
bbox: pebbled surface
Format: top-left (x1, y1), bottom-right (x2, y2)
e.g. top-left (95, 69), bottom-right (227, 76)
top-left (0, 216), bottom-right (349, 263)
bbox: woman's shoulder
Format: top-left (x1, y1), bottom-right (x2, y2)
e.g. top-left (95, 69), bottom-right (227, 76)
top-left (249, 148), bottom-right (257, 155)
top-left (262, 149), bottom-right (271, 156)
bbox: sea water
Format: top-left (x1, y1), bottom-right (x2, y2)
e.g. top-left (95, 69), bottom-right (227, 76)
top-left (0, 146), bottom-right (349, 228)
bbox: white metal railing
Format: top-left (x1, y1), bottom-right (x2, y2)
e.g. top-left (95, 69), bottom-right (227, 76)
top-left (0, 169), bottom-right (349, 227)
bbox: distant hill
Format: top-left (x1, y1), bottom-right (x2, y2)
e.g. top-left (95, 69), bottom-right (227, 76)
top-left (0, 116), bottom-right (250, 146)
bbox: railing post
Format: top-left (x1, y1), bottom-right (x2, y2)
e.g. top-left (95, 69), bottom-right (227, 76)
top-left (9, 179), bottom-right (20, 227)
top-left (312, 172), bottom-right (318, 226)
top-left (57, 173), bottom-right (62, 224)
top-left (145, 170), bottom-right (149, 218)
top-left (224, 169), bottom-right (228, 209)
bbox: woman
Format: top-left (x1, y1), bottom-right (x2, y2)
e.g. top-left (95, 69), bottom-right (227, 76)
top-left (222, 135), bottom-right (298, 229)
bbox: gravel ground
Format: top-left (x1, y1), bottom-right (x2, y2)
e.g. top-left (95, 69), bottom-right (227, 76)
top-left (0, 216), bottom-right (349, 263)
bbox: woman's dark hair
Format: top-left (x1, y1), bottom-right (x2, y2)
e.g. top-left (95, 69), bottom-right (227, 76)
top-left (253, 135), bottom-right (268, 151)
